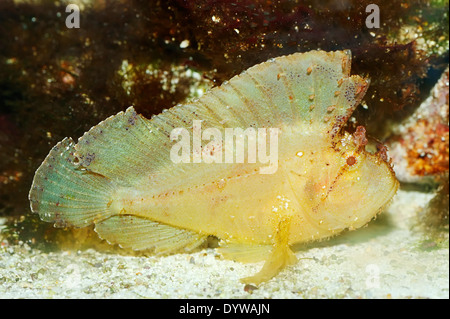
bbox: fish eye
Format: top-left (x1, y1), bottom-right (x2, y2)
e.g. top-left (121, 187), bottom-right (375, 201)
top-left (342, 152), bottom-right (361, 171)
top-left (346, 156), bottom-right (356, 166)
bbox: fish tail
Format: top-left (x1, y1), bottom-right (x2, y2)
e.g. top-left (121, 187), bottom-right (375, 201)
top-left (29, 137), bottom-right (115, 228)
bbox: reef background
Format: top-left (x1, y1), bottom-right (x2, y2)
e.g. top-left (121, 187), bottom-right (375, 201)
top-left (0, 0), bottom-right (448, 254)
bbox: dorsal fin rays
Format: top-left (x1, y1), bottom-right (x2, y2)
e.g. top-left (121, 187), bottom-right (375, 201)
top-left (72, 50), bottom-right (368, 191)
top-left (75, 108), bottom-right (170, 186)
top-left (328, 75), bottom-right (370, 139)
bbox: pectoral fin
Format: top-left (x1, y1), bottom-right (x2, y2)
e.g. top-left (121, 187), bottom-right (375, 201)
top-left (241, 216), bottom-right (297, 286)
top-left (240, 243), bottom-right (297, 285)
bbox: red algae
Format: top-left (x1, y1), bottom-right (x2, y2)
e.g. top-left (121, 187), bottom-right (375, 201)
top-left (388, 67), bottom-right (449, 183)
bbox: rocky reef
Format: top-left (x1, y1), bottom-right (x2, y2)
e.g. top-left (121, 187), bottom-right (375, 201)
top-left (0, 0), bottom-right (448, 247)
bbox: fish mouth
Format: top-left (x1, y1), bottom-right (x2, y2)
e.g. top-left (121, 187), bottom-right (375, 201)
top-left (363, 137), bottom-right (397, 177)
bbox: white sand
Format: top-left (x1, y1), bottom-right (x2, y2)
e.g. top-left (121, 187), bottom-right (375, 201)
top-left (0, 189), bottom-right (448, 298)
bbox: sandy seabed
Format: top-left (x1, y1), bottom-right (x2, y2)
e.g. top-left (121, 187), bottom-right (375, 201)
top-left (0, 189), bottom-right (448, 299)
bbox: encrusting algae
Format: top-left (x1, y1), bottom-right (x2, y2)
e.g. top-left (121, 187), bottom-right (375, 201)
top-left (29, 50), bottom-right (399, 285)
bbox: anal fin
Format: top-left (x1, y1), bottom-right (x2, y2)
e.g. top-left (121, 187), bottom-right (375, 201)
top-left (94, 215), bottom-right (206, 254)
top-left (218, 242), bottom-right (272, 263)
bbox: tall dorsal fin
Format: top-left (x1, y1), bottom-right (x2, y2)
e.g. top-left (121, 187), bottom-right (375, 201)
top-left (73, 50), bottom-right (369, 190)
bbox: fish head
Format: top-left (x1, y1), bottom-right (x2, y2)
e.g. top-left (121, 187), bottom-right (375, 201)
top-left (301, 127), bottom-right (399, 233)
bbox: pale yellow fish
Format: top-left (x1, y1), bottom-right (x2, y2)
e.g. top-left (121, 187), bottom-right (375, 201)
top-left (29, 50), bottom-right (399, 285)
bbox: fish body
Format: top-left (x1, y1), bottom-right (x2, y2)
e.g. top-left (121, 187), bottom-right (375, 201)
top-left (29, 50), bottom-right (399, 284)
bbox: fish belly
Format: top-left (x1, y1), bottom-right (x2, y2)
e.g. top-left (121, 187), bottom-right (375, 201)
top-left (114, 168), bottom-right (287, 245)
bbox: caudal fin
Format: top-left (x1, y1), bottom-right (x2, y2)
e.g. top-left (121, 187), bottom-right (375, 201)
top-left (29, 137), bottom-right (115, 228)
